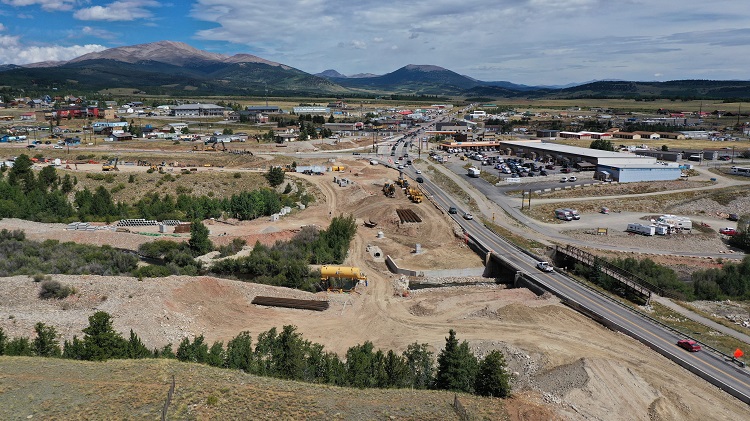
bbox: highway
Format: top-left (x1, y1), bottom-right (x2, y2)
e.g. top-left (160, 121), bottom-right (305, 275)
top-left (384, 143), bottom-right (750, 405)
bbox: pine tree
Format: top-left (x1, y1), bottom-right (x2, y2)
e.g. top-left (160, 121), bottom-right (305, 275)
top-left (33, 322), bottom-right (61, 357)
top-left (226, 331), bottom-right (254, 372)
top-left (126, 329), bottom-right (152, 359)
top-left (81, 311), bottom-right (128, 361)
top-left (0, 327), bottom-right (6, 355)
top-left (475, 350), bottom-right (511, 397)
top-left (188, 220), bottom-right (213, 256)
top-left (403, 342), bottom-right (435, 389)
top-left (435, 329), bottom-right (478, 393)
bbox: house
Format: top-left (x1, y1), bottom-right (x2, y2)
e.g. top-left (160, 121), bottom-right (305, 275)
top-left (20, 113), bottom-right (36, 121)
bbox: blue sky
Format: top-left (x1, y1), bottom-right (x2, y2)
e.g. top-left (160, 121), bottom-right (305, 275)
top-left (1, 0), bottom-right (749, 85)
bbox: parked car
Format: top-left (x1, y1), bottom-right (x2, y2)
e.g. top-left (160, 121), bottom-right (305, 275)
top-left (568, 176), bottom-right (577, 182)
top-left (539, 170), bottom-right (548, 176)
top-left (560, 167), bottom-right (572, 173)
top-left (463, 213), bottom-right (473, 220)
top-left (536, 261), bottom-right (554, 272)
top-left (677, 339), bottom-right (701, 352)
top-left (728, 214), bottom-right (739, 221)
top-left (53, 145), bottom-right (63, 149)
top-left (719, 227), bottom-right (738, 236)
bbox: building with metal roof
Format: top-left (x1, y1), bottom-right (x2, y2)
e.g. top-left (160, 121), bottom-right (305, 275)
top-left (170, 103), bottom-right (226, 117)
top-left (499, 140), bottom-right (681, 182)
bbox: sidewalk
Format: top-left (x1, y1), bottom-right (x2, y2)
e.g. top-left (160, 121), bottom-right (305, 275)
top-left (652, 295), bottom-right (750, 345)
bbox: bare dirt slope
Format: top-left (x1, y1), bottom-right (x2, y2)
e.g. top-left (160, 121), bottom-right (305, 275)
top-left (1, 159), bottom-right (748, 420)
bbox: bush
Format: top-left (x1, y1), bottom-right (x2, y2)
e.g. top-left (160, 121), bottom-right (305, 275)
top-left (39, 280), bottom-right (74, 300)
top-left (233, 172), bottom-right (242, 179)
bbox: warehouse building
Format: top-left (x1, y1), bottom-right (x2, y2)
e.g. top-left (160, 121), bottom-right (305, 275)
top-left (499, 140), bottom-right (681, 183)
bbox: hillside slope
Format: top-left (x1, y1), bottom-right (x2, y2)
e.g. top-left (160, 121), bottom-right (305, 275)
top-left (0, 357), bottom-right (522, 420)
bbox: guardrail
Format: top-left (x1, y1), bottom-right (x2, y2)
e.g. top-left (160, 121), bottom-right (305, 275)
top-left (470, 221), bottom-right (750, 405)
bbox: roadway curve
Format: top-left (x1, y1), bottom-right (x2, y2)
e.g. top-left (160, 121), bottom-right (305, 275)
top-left (411, 169), bottom-right (750, 405)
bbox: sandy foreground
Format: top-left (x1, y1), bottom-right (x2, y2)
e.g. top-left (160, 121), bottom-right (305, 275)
top-left (1, 159), bottom-right (748, 420)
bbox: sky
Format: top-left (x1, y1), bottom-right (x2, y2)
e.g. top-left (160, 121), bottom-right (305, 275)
top-left (1, 0), bottom-right (749, 85)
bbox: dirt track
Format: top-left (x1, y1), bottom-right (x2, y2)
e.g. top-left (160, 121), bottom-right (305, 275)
top-left (1, 159), bottom-right (748, 420)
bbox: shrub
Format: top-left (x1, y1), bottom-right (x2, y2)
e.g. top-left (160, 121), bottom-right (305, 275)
top-left (110, 183), bottom-right (126, 194)
top-left (128, 174), bottom-right (136, 183)
top-left (39, 280), bottom-right (74, 300)
top-left (233, 172), bottom-right (242, 179)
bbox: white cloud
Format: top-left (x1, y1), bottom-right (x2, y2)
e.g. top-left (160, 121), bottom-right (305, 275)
top-left (0, 33), bottom-right (105, 64)
top-left (1, 0), bottom-right (78, 12)
top-left (186, 0), bottom-right (750, 84)
top-left (74, 0), bottom-right (159, 21)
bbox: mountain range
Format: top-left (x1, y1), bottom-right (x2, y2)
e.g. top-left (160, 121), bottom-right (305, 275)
top-left (2, 40), bottom-right (750, 100)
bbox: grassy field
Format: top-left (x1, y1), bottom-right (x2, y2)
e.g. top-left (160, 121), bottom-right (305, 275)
top-left (0, 357), bottom-right (509, 420)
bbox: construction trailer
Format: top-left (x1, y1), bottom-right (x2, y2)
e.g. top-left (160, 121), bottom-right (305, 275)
top-left (626, 223), bottom-right (656, 236)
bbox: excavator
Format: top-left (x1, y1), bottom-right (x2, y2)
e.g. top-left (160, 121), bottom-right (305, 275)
top-left (102, 157), bottom-right (119, 171)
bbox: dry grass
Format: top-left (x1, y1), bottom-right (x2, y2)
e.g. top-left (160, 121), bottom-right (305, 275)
top-left (0, 357), bottom-right (509, 420)
top-left (510, 179), bottom-right (713, 200)
top-left (71, 169), bottom-right (274, 204)
top-left (647, 303), bottom-right (749, 360)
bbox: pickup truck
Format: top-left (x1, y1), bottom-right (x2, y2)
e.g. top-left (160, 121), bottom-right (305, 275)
top-left (536, 261), bottom-right (554, 272)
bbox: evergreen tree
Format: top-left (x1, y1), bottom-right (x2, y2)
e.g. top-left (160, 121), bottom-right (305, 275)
top-left (33, 322), bottom-right (61, 357)
top-left (81, 311), bottom-right (128, 361)
top-left (5, 337), bottom-right (34, 356)
top-left (226, 331), bottom-right (254, 372)
top-left (265, 166), bottom-right (285, 187)
top-left (0, 327), bottom-right (7, 355)
top-left (207, 341), bottom-right (225, 367)
top-left (188, 220), bottom-right (213, 256)
top-left (126, 329), bottom-right (152, 359)
top-left (435, 330), bottom-right (478, 393)
top-left (346, 341), bottom-right (377, 388)
top-left (403, 342), bottom-right (435, 389)
top-left (62, 336), bottom-right (86, 360)
top-left (274, 325), bottom-right (306, 380)
top-left (474, 350), bottom-right (511, 397)
top-left (254, 327), bottom-right (278, 376)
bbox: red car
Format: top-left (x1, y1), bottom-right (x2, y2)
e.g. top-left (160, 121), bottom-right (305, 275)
top-left (719, 227), bottom-right (737, 236)
top-left (677, 339), bottom-right (701, 352)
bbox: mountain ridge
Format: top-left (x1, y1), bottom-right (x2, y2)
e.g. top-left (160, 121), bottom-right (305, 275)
top-left (3, 40), bottom-right (750, 99)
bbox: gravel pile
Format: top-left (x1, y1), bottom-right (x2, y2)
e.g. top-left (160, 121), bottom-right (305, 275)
top-left (670, 196), bottom-right (750, 218)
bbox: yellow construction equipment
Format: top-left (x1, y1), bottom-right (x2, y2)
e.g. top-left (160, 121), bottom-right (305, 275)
top-left (320, 265), bottom-right (367, 292)
top-left (102, 157), bottom-right (119, 171)
top-left (382, 183), bottom-right (396, 198)
top-left (407, 187), bottom-right (423, 203)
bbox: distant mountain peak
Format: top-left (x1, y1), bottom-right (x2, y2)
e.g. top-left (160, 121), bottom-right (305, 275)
top-left (403, 64), bottom-right (447, 72)
top-left (65, 40), bottom-right (287, 68)
top-left (316, 69), bottom-right (347, 78)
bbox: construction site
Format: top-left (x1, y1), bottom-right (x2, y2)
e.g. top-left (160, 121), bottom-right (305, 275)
top-left (1, 153), bottom-right (749, 420)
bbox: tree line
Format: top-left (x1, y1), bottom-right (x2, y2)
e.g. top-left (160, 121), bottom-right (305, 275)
top-left (0, 156), bottom-right (308, 223)
top-left (573, 254), bottom-right (750, 302)
top-left (0, 312), bottom-right (510, 398)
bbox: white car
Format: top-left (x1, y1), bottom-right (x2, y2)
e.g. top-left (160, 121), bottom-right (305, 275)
top-left (560, 177), bottom-right (568, 182)
top-left (53, 145), bottom-right (64, 149)
top-left (463, 213), bottom-right (473, 220)
top-left (568, 176), bottom-right (577, 182)
top-left (536, 261), bottom-right (554, 272)
top-left (415, 169), bottom-right (422, 174)
top-left (397, 165), bottom-right (404, 169)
